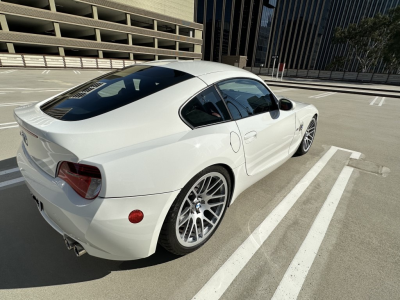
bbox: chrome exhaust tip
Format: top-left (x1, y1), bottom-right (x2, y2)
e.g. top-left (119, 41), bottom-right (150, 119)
top-left (74, 244), bottom-right (87, 257)
top-left (64, 237), bottom-right (76, 251)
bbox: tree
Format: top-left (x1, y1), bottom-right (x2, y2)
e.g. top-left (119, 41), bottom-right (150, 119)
top-left (383, 6), bottom-right (400, 73)
top-left (332, 13), bottom-right (390, 72)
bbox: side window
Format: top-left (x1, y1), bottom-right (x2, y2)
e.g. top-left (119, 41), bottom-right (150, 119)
top-left (181, 86), bottom-right (231, 128)
top-left (217, 78), bottom-right (278, 120)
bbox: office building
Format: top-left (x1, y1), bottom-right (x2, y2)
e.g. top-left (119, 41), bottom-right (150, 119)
top-left (197, 0), bottom-right (400, 71)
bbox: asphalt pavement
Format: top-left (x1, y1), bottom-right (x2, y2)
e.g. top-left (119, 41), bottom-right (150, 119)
top-left (0, 69), bottom-right (399, 300)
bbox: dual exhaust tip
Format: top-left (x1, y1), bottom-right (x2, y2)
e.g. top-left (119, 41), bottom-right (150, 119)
top-left (64, 236), bottom-right (87, 257)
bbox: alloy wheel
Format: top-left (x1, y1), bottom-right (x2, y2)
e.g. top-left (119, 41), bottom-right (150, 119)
top-left (175, 172), bottom-right (228, 247)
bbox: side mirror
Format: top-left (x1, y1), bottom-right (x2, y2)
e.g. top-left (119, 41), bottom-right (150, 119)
top-left (279, 98), bottom-right (296, 111)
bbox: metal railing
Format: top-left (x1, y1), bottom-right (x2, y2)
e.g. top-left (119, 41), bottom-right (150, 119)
top-left (0, 53), bottom-right (141, 69)
top-left (245, 67), bottom-right (400, 85)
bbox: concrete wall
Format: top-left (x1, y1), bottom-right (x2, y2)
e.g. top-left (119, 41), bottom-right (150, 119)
top-left (110, 0), bottom-right (194, 22)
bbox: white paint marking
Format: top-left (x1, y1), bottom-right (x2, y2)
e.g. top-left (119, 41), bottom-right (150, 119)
top-left (315, 92), bottom-right (337, 98)
top-left (272, 166), bottom-right (354, 300)
top-left (73, 70), bottom-right (81, 74)
top-left (0, 177), bottom-right (25, 188)
top-left (0, 88), bottom-right (58, 90)
top-left (309, 92), bottom-right (332, 98)
top-left (193, 146), bottom-right (361, 300)
top-left (192, 146), bottom-right (343, 300)
top-left (370, 96), bottom-right (378, 105)
top-left (0, 70), bottom-right (16, 74)
top-left (21, 90), bottom-right (64, 93)
top-left (0, 122), bottom-right (18, 126)
top-left (0, 125), bottom-right (19, 130)
top-left (378, 97), bottom-right (385, 106)
top-left (309, 92), bottom-right (337, 98)
top-left (0, 101), bottom-right (37, 107)
top-left (273, 88), bottom-right (296, 93)
top-left (0, 167), bottom-right (20, 176)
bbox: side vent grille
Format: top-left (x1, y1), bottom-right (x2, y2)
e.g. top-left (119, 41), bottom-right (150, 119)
top-left (45, 108), bottom-right (72, 120)
top-left (70, 82), bottom-right (106, 99)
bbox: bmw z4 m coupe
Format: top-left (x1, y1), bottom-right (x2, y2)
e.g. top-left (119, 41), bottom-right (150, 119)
top-left (14, 60), bottom-right (318, 260)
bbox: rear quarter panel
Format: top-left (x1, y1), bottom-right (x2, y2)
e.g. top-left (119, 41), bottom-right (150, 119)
top-left (83, 122), bottom-right (245, 197)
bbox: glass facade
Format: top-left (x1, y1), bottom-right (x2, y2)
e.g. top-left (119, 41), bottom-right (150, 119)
top-left (196, 0), bottom-right (400, 71)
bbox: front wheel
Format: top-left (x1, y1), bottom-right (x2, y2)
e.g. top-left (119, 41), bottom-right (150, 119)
top-left (295, 116), bottom-right (317, 156)
top-left (159, 166), bottom-right (231, 256)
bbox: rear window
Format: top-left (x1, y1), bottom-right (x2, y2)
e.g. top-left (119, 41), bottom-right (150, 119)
top-left (41, 65), bottom-right (194, 121)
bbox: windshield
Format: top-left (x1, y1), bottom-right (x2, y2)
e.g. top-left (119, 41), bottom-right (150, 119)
top-left (41, 65), bottom-right (194, 121)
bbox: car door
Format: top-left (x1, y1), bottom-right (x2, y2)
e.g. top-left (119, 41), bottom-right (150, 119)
top-left (216, 78), bottom-right (296, 176)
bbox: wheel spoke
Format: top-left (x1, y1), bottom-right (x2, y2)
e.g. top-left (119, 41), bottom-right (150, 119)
top-left (182, 219), bottom-right (191, 240)
top-left (206, 178), bottom-right (221, 193)
top-left (179, 211), bottom-right (190, 226)
top-left (209, 182), bottom-right (224, 196)
top-left (200, 217), bottom-right (205, 237)
top-left (186, 222), bottom-right (194, 242)
top-left (194, 219), bottom-right (199, 241)
top-left (208, 194), bottom-right (226, 200)
top-left (208, 202), bottom-right (225, 208)
top-left (208, 208), bottom-right (220, 221)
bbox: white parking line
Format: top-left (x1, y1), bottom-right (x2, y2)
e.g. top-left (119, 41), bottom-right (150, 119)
top-left (21, 90), bottom-right (64, 93)
top-left (0, 101), bottom-right (38, 107)
top-left (0, 125), bottom-right (19, 130)
top-left (309, 92), bottom-right (337, 98)
top-left (41, 70), bottom-right (50, 74)
top-left (192, 146), bottom-right (360, 300)
top-left (370, 96), bottom-right (385, 106)
top-left (0, 167), bottom-right (20, 176)
top-left (73, 70), bottom-right (81, 74)
top-left (370, 96), bottom-right (378, 105)
top-left (273, 88), bottom-right (297, 93)
top-left (0, 177), bottom-right (25, 188)
top-left (0, 122), bottom-right (18, 125)
top-left (272, 166), bottom-right (354, 300)
top-left (193, 146), bottom-right (361, 299)
top-left (0, 122), bottom-right (19, 130)
top-left (0, 70), bottom-right (16, 74)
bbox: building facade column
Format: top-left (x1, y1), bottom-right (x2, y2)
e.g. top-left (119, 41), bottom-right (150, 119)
top-left (194, 30), bottom-right (202, 57)
top-left (91, 7), bottom-right (103, 58)
top-left (175, 25), bottom-right (179, 60)
top-left (153, 20), bottom-right (158, 60)
top-left (0, 14), bottom-right (15, 53)
top-left (53, 22), bottom-right (65, 56)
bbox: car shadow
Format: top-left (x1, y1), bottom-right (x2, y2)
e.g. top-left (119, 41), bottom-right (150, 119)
top-left (0, 158), bottom-right (180, 289)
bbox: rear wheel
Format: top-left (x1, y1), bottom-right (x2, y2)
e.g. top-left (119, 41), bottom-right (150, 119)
top-left (159, 166), bottom-right (230, 255)
top-left (295, 117), bottom-right (317, 156)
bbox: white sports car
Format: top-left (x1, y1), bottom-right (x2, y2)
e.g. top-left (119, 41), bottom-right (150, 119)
top-left (15, 60), bottom-right (318, 260)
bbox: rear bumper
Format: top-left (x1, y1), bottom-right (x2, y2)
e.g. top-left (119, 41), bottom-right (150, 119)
top-left (17, 143), bottom-right (179, 261)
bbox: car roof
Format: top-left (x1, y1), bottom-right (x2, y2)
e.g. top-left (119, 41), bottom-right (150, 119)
top-left (137, 60), bottom-right (251, 77)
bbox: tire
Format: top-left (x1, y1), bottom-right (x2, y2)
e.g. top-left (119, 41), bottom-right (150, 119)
top-left (159, 165), bottom-right (231, 256)
top-left (295, 116), bottom-right (317, 156)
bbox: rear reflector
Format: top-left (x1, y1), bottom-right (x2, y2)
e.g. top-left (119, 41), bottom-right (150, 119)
top-left (57, 161), bottom-right (102, 200)
top-left (128, 210), bottom-right (144, 224)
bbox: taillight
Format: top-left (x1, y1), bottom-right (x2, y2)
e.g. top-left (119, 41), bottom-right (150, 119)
top-left (57, 161), bottom-right (102, 200)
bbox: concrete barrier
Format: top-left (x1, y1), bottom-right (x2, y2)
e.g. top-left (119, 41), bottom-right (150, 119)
top-left (0, 53), bottom-right (137, 69)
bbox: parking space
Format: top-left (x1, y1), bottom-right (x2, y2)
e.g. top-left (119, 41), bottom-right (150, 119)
top-left (0, 70), bottom-right (399, 299)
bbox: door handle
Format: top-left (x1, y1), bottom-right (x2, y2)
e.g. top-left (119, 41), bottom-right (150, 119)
top-left (244, 131), bottom-right (257, 143)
